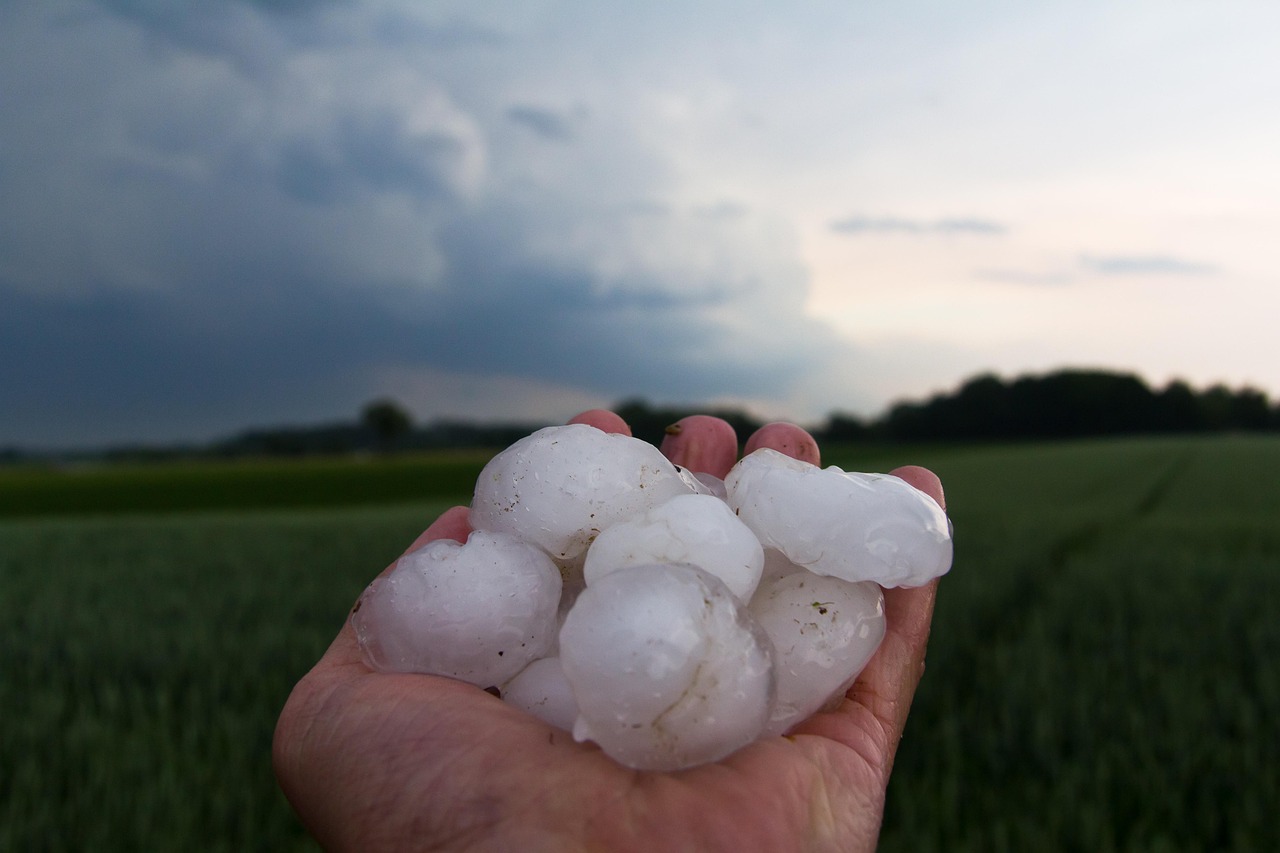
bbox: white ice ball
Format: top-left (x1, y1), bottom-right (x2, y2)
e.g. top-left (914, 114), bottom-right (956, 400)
top-left (726, 449), bottom-right (952, 587)
top-left (352, 531), bottom-right (562, 688)
top-left (749, 566), bottom-right (886, 736)
top-left (469, 424), bottom-right (693, 563)
top-left (583, 493), bottom-right (764, 601)
top-left (559, 562), bottom-right (775, 771)
top-left (501, 657), bottom-right (579, 732)
top-left (675, 466), bottom-right (728, 499)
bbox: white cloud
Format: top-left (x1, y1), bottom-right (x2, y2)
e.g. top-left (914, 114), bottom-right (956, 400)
top-left (1079, 255), bottom-right (1219, 277)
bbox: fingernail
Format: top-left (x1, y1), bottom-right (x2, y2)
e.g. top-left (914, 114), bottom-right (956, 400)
top-left (743, 423), bottom-right (820, 466)
top-left (660, 415), bottom-right (738, 478)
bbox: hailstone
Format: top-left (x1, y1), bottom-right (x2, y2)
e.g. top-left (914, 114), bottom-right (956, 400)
top-left (352, 530), bottom-right (562, 688)
top-left (583, 493), bottom-right (764, 601)
top-left (748, 562), bottom-right (886, 736)
top-left (675, 466), bottom-right (728, 499)
top-left (469, 424), bottom-right (693, 563)
top-left (559, 562), bottom-right (775, 771)
top-left (501, 656), bottom-right (579, 732)
top-left (726, 448), bottom-right (952, 587)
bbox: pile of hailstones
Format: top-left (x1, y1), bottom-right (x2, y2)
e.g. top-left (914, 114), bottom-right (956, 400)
top-left (353, 423), bottom-right (952, 772)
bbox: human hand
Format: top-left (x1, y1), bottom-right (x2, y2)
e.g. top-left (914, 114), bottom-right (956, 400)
top-left (273, 410), bottom-right (944, 852)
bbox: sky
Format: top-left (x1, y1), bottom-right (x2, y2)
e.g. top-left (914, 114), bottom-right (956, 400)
top-left (3, 0), bottom-right (1279, 449)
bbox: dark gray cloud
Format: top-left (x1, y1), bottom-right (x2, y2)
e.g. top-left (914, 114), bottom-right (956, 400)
top-left (88, 0), bottom-right (333, 77)
top-left (506, 105), bottom-right (578, 142)
top-left (369, 13), bottom-right (508, 50)
top-left (0, 1), bottom-right (844, 448)
top-left (1080, 254), bottom-right (1219, 276)
top-left (0, 192), bottom-right (834, 446)
top-left (94, 0), bottom-right (338, 32)
top-left (275, 112), bottom-right (471, 206)
top-left (830, 215), bottom-right (1008, 236)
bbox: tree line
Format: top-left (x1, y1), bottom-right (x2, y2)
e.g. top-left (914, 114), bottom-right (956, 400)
top-left (847, 369), bottom-right (1278, 442)
top-left (222, 369), bottom-right (1280, 456)
top-left (6, 368), bottom-right (1275, 463)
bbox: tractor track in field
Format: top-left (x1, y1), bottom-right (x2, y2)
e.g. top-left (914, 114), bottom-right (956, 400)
top-left (944, 443), bottom-right (1195, 679)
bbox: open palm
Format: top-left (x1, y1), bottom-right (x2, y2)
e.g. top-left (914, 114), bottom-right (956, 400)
top-left (274, 411), bottom-right (944, 852)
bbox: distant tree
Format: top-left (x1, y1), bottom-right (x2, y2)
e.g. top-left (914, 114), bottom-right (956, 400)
top-left (949, 374), bottom-right (1013, 438)
top-left (212, 422), bottom-right (364, 457)
top-left (1155, 381), bottom-right (1202, 432)
top-left (880, 368), bottom-right (1180, 441)
top-left (1197, 385), bottom-right (1235, 431)
top-left (882, 399), bottom-right (934, 441)
top-left (1224, 386), bottom-right (1270, 430)
top-left (362, 399), bottom-right (413, 452)
top-left (821, 412), bottom-right (873, 442)
top-left (1001, 371), bottom-right (1138, 436)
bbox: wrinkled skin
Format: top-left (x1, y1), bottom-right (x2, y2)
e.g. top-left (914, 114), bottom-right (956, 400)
top-left (274, 413), bottom-right (945, 852)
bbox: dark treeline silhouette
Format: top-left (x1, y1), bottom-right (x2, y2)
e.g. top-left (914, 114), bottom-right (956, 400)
top-left (215, 369), bottom-right (1272, 456)
top-left (208, 418), bottom-right (546, 458)
top-left (206, 398), bottom-right (767, 457)
top-left (5, 368), bottom-right (1277, 463)
top-left (856, 369), bottom-right (1278, 442)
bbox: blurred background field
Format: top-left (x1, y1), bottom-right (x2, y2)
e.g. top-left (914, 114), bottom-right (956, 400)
top-left (2, 435), bottom-right (1277, 851)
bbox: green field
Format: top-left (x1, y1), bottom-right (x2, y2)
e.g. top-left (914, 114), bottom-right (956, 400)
top-left (2, 435), bottom-right (1277, 850)
top-left (0, 450), bottom-right (493, 517)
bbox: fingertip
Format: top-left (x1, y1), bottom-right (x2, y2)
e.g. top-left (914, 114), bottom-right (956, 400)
top-left (743, 422), bottom-right (820, 466)
top-left (567, 409), bottom-right (632, 436)
top-left (403, 505), bottom-right (472, 555)
top-left (659, 415), bottom-right (739, 478)
top-left (889, 465), bottom-right (945, 510)
top-left (880, 577), bottom-right (939, 643)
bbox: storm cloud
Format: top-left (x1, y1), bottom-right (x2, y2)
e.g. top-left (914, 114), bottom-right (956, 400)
top-left (0, 1), bottom-right (842, 447)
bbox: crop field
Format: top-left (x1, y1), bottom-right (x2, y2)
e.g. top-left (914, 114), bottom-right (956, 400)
top-left (2, 435), bottom-right (1278, 851)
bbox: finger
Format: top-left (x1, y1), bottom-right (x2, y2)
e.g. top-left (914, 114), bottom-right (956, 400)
top-left (567, 409), bottom-right (632, 436)
top-left (659, 415), bottom-right (739, 478)
top-left (402, 505), bottom-right (473, 555)
top-left (841, 465), bottom-right (945, 771)
top-left (853, 578), bottom-right (937, 755)
top-left (889, 464), bottom-right (945, 510)
top-left (743, 422), bottom-right (820, 466)
top-left (793, 465), bottom-right (945, 778)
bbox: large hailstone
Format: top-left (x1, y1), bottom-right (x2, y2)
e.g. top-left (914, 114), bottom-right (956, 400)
top-left (583, 493), bottom-right (764, 601)
top-left (470, 424), bottom-right (693, 563)
top-left (352, 531), bottom-right (562, 688)
top-left (749, 561), bottom-right (886, 736)
top-left (501, 657), bottom-right (579, 732)
top-left (726, 449), bottom-right (952, 587)
top-left (559, 563), bottom-right (775, 771)
top-left (674, 466), bottom-right (728, 499)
